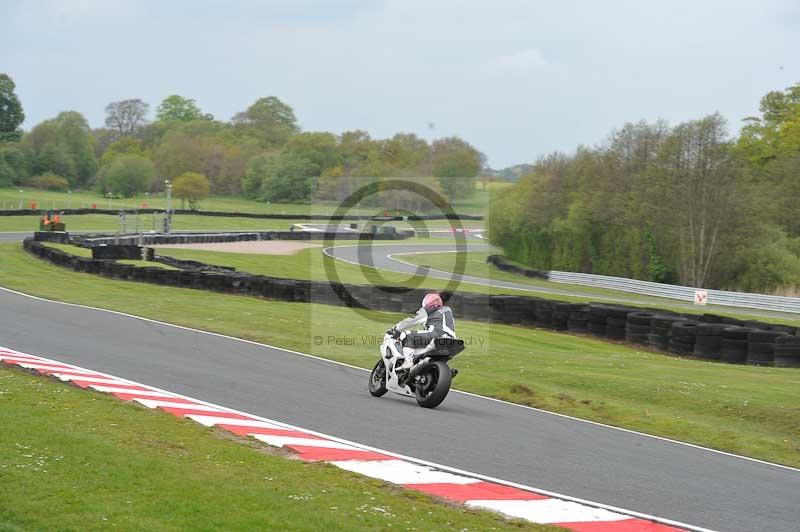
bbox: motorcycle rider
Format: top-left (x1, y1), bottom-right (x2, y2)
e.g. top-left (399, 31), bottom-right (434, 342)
top-left (388, 292), bottom-right (456, 370)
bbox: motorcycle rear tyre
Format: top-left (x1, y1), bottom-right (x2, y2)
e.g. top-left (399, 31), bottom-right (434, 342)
top-left (415, 361), bottom-right (451, 409)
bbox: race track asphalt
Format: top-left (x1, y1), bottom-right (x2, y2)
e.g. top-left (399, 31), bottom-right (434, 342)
top-left (325, 243), bottom-right (800, 321)
top-left (1, 288), bottom-right (798, 532)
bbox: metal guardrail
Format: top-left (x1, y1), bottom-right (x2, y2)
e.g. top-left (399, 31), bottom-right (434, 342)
top-left (547, 271), bottom-right (800, 314)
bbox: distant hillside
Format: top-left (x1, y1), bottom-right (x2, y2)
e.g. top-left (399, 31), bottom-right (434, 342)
top-left (484, 164), bottom-right (534, 181)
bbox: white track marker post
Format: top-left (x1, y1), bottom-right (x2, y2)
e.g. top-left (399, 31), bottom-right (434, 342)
top-left (694, 290), bottom-right (708, 306)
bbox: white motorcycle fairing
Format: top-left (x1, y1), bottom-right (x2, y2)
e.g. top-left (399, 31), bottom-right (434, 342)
top-left (380, 333), bottom-right (437, 397)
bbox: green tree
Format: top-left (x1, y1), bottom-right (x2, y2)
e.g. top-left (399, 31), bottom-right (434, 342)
top-left (98, 154), bottom-right (155, 197)
top-left (244, 152), bottom-right (317, 203)
top-left (100, 136), bottom-right (145, 167)
top-left (156, 95), bottom-right (212, 122)
top-left (284, 132), bottom-right (341, 173)
top-left (22, 111), bottom-right (97, 187)
top-left (380, 133), bottom-right (429, 174)
top-left (242, 153), bottom-right (272, 198)
top-left (173, 172), bottom-right (210, 210)
top-left (232, 96), bottom-right (299, 147)
top-left (0, 143), bottom-right (29, 186)
top-left (430, 136), bottom-right (482, 199)
top-left (0, 73), bottom-right (25, 142)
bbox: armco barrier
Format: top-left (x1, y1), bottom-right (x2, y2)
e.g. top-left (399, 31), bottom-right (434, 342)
top-left (487, 255), bottom-right (800, 315)
top-left (23, 238), bottom-right (800, 367)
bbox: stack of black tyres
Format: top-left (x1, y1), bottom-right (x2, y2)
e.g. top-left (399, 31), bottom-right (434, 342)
top-left (668, 321), bottom-right (698, 355)
top-left (719, 327), bottom-right (757, 363)
top-left (535, 300), bottom-right (555, 328)
top-left (649, 315), bottom-right (684, 351)
top-left (774, 336), bottom-right (800, 368)
top-left (746, 330), bottom-right (790, 366)
top-left (693, 323), bottom-right (728, 359)
top-left (587, 304), bottom-right (610, 337)
top-left (606, 306), bottom-right (638, 340)
top-left (625, 312), bottom-right (654, 344)
top-left (551, 302), bottom-right (573, 330)
top-left (566, 305), bottom-right (590, 332)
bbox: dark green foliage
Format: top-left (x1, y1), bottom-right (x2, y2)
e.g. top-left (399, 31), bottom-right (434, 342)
top-left (489, 85), bottom-right (800, 295)
top-left (97, 154), bottom-right (155, 197)
top-left (0, 73), bottom-right (25, 142)
top-left (22, 111), bottom-right (98, 187)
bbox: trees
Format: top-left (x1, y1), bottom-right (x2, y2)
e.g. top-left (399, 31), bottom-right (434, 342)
top-left (173, 172), bottom-right (210, 210)
top-left (232, 96), bottom-right (299, 147)
top-left (0, 74), bottom-right (25, 142)
top-left (100, 136), bottom-right (145, 167)
top-left (284, 132), bottom-right (341, 173)
top-left (487, 98), bottom-right (800, 294)
top-left (430, 136), bottom-right (482, 199)
top-left (22, 111), bottom-right (97, 187)
top-left (105, 99), bottom-right (149, 137)
top-left (736, 82), bottom-right (800, 236)
top-left (243, 152), bottom-right (317, 203)
top-left (647, 113), bottom-right (739, 287)
top-left (97, 154), bottom-right (155, 197)
top-left (0, 143), bottom-right (29, 187)
top-left (156, 95), bottom-right (211, 123)
top-left (151, 122), bottom-right (255, 195)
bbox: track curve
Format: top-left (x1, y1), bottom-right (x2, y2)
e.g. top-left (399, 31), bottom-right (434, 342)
top-left (324, 243), bottom-right (800, 320)
top-left (1, 287), bottom-right (798, 532)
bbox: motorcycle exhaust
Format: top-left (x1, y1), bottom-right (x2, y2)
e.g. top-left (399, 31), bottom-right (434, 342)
top-left (408, 357), bottom-right (432, 379)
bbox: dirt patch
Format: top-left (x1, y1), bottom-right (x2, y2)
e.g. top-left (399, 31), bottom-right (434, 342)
top-left (153, 241), bottom-right (321, 255)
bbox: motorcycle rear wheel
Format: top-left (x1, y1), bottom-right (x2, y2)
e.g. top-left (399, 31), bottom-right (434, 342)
top-left (368, 359), bottom-right (387, 397)
top-left (414, 360), bottom-right (451, 409)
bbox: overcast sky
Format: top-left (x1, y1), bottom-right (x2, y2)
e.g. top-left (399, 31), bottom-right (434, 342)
top-left (2, 0), bottom-right (798, 167)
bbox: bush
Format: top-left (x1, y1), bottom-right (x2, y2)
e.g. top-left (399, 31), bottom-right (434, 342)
top-left (30, 172), bottom-right (70, 191)
top-left (173, 172), bottom-right (210, 210)
top-left (97, 154), bottom-right (156, 197)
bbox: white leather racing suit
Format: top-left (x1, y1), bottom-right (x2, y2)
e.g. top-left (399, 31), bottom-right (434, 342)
top-left (395, 306), bottom-right (457, 351)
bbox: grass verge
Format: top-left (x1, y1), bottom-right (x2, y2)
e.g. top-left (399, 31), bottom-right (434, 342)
top-left (2, 242), bottom-right (799, 468)
top-left (0, 186), bottom-right (500, 215)
top-left (0, 365), bottom-right (543, 531)
top-left (0, 214), bottom-right (311, 233)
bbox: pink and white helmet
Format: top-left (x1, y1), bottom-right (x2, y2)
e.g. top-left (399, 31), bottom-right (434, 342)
top-left (422, 292), bottom-right (443, 310)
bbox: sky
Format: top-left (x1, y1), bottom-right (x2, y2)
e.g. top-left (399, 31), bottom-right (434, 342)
top-left (2, 0), bottom-right (798, 168)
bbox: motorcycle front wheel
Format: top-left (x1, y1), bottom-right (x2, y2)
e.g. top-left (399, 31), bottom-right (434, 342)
top-left (368, 359), bottom-right (387, 397)
top-left (414, 360), bottom-right (452, 409)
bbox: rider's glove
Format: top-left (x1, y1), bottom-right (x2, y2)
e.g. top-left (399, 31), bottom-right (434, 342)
top-left (387, 327), bottom-right (398, 338)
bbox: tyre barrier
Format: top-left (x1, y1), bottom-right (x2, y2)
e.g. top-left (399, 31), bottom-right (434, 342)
top-left (775, 336), bottom-right (800, 367)
top-left (669, 321), bottom-right (699, 356)
top-left (23, 237), bottom-right (800, 368)
top-left (485, 255), bottom-right (548, 279)
top-left (33, 231), bottom-right (70, 243)
top-left (746, 330), bottom-right (791, 366)
top-left (693, 323), bottom-right (728, 360)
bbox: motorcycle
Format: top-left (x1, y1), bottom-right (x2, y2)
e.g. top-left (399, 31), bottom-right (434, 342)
top-left (368, 330), bottom-right (465, 408)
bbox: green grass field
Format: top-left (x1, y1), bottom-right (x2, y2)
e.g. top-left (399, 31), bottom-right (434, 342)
top-left (0, 214), bottom-right (313, 233)
top-left (3, 242), bottom-right (799, 468)
top-left (0, 365), bottom-right (544, 531)
top-left (0, 185), bottom-right (502, 216)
